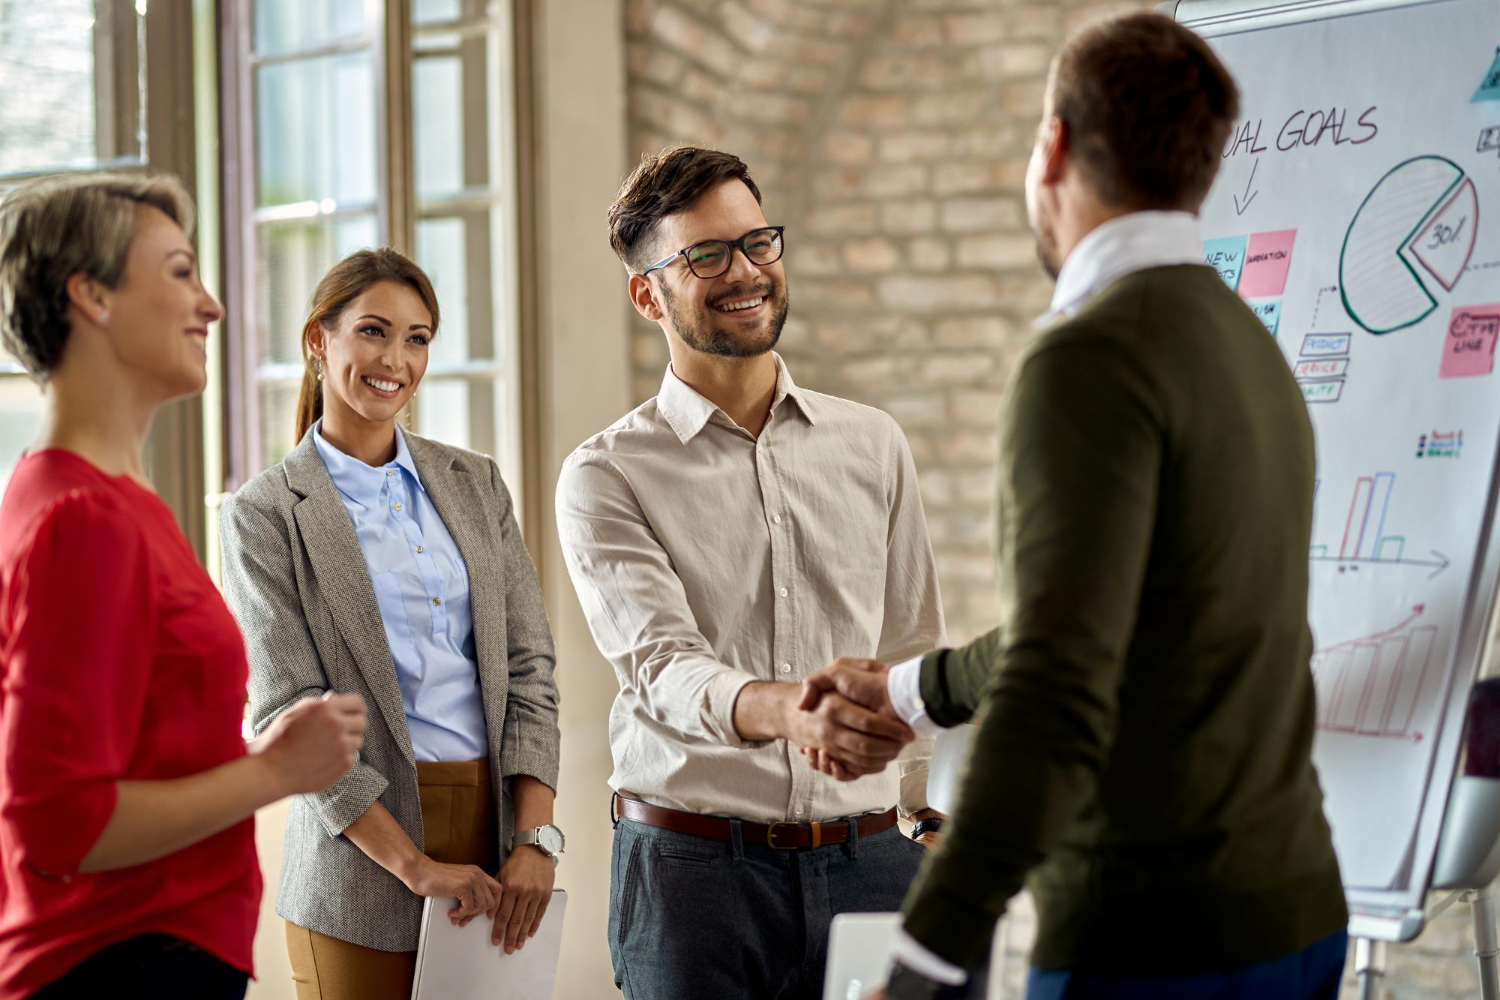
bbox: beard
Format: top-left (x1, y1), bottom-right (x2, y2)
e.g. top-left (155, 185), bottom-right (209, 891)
top-left (662, 279), bottom-right (789, 358)
top-left (1034, 224), bottom-right (1061, 281)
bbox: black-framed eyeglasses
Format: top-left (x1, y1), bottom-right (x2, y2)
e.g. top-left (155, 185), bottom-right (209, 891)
top-left (640, 226), bottom-right (786, 279)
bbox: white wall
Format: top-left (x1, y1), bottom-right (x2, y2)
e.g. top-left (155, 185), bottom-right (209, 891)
top-left (529, 0), bottom-right (631, 994)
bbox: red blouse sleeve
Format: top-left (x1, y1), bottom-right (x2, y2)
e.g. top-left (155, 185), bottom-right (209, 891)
top-left (0, 491), bottom-right (156, 875)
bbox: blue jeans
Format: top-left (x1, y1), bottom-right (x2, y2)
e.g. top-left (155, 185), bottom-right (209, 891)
top-left (608, 817), bottom-right (927, 1000)
top-left (1025, 929), bottom-right (1348, 1000)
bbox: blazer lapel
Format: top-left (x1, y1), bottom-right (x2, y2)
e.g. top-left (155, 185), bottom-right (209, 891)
top-left (407, 435), bottom-right (509, 755)
top-left (284, 433), bottom-right (416, 766)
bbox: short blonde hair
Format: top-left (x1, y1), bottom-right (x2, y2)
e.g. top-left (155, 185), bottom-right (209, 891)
top-left (0, 172), bottom-right (195, 380)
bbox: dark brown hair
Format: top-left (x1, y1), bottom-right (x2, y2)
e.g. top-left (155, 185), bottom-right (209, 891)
top-left (1050, 13), bottom-right (1239, 212)
top-left (294, 248), bottom-right (440, 441)
top-left (0, 172), bottom-right (194, 381)
top-left (607, 146), bottom-right (762, 272)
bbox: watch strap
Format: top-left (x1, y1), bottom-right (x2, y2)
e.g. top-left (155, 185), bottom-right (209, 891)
top-left (511, 824), bottom-right (565, 860)
top-left (911, 817), bottom-right (944, 839)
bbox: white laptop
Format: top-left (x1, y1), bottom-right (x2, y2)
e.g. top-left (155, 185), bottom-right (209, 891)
top-left (823, 912), bottom-right (901, 1000)
top-left (411, 889), bottom-right (567, 1000)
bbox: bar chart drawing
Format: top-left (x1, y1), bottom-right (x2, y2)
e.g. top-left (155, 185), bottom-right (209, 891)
top-left (1312, 606), bottom-right (1439, 741)
top-left (1310, 472), bottom-right (1450, 578)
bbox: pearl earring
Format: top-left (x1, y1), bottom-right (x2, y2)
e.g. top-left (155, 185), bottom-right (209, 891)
top-left (314, 359), bottom-right (324, 383)
top-left (98, 312), bottom-right (109, 326)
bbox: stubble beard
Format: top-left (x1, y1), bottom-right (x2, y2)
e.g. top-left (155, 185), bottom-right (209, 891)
top-left (663, 280), bottom-right (790, 359)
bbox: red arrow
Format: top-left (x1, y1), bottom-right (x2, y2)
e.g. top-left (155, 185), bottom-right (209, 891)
top-left (1317, 605), bottom-right (1426, 654)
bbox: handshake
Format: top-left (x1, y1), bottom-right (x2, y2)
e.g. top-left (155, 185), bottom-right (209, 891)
top-left (789, 658), bottom-right (912, 783)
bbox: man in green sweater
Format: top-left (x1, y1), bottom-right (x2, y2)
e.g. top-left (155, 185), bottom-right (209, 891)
top-left (802, 12), bottom-right (1348, 1000)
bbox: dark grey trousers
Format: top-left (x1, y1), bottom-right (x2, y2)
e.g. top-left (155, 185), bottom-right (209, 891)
top-left (608, 816), bottom-right (927, 1000)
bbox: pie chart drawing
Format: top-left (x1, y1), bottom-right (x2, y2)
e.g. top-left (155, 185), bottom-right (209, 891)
top-left (1340, 156), bottom-right (1479, 335)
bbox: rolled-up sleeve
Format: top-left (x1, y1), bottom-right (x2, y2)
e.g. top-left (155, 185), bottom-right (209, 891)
top-left (489, 460), bottom-right (561, 790)
top-left (0, 496), bottom-right (153, 875)
top-left (555, 454), bottom-right (762, 747)
top-left (219, 494), bottom-right (387, 837)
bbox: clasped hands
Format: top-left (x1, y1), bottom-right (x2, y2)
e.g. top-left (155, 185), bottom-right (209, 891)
top-left (400, 844), bottom-right (555, 955)
top-left (792, 657), bottom-right (910, 782)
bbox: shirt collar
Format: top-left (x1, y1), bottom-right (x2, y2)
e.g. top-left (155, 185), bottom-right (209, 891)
top-left (1039, 210), bottom-right (1203, 327)
top-left (312, 420), bottom-right (424, 510)
top-left (656, 351), bottom-right (816, 444)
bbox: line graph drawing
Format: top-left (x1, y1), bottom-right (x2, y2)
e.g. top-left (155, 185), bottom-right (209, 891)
top-left (1310, 473), bottom-right (1450, 577)
top-left (1312, 606), bottom-right (1438, 741)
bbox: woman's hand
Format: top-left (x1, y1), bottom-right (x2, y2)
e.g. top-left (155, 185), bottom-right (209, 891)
top-left (400, 855), bottom-right (503, 927)
top-left (490, 846), bottom-right (556, 953)
top-left (250, 692), bottom-right (367, 795)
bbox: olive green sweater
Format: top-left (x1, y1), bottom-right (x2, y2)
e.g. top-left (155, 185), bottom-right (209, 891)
top-left (902, 265), bottom-right (1347, 973)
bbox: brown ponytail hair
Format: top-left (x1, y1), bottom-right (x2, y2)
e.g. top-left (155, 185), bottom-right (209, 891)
top-left (293, 247), bottom-right (441, 442)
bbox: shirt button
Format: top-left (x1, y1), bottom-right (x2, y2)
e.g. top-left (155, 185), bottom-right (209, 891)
top-left (779, 587), bottom-right (788, 598)
top-left (781, 663), bottom-right (792, 674)
top-left (394, 503), bottom-right (403, 511)
top-left (773, 514), bottom-right (782, 524)
top-left (386, 470), bottom-right (394, 477)
top-left (415, 545), bottom-right (424, 553)
top-left (433, 597), bottom-right (442, 606)
top-left (794, 806), bottom-right (804, 816)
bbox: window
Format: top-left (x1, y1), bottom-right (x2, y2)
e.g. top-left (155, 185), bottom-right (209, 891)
top-left (0, 0), bottom-right (147, 494)
top-left (0, 0), bottom-right (201, 523)
top-left (223, 0), bottom-right (525, 514)
top-left (410, 0), bottom-right (524, 491)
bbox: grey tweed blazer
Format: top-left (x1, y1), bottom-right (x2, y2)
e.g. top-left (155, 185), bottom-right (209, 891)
top-left (219, 429), bottom-right (560, 952)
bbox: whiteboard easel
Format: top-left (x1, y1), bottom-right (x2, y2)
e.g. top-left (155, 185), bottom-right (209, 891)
top-left (1168, 0), bottom-right (1500, 993)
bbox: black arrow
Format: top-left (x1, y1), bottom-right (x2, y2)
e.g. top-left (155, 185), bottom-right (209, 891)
top-left (1233, 158), bottom-right (1260, 216)
top-left (1429, 550), bottom-right (1450, 580)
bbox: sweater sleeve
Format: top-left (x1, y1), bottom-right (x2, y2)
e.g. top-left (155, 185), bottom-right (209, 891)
top-left (0, 493), bottom-right (156, 875)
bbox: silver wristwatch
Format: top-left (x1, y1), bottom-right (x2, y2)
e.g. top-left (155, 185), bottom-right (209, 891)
top-left (511, 824), bottom-right (566, 867)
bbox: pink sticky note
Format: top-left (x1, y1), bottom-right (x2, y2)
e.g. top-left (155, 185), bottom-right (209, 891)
top-left (1440, 305), bottom-right (1500, 379)
top-left (1239, 230), bottom-right (1297, 299)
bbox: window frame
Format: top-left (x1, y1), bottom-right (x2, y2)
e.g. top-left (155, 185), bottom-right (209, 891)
top-left (218, 0), bottom-right (537, 542)
top-left (0, 0), bottom-right (207, 558)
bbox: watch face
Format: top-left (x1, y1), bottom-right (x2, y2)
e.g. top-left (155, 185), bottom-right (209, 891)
top-left (538, 825), bottom-right (565, 855)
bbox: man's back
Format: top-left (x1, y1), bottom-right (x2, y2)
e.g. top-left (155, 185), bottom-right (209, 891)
top-left (911, 264), bottom-right (1346, 973)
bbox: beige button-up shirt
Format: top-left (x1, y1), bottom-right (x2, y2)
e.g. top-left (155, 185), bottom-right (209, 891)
top-left (556, 355), bottom-right (946, 823)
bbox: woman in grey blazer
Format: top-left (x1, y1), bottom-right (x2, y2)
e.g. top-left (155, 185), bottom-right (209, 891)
top-left (219, 249), bottom-right (562, 1000)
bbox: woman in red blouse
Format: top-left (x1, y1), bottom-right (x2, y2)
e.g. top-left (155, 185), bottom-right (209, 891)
top-left (0, 174), bottom-right (369, 998)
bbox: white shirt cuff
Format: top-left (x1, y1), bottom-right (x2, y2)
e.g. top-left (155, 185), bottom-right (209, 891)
top-left (890, 928), bottom-right (968, 986)
top-left (887, 654), bottom-right (945, 736)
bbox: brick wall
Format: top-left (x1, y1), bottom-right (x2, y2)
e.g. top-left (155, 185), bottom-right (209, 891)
top-left (621, 1), bottom-right (1480, 996)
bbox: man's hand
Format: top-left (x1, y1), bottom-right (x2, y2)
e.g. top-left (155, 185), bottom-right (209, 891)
top-left (796, 659), bottom-right (906, 781)
top-left (798, 657), bottom-right (897, 716)
top-left (734, 681), bottom-right (913, 777)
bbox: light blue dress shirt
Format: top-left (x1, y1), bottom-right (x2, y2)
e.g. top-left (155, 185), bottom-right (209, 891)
top-left (313, 421), bottom-right (489, 762)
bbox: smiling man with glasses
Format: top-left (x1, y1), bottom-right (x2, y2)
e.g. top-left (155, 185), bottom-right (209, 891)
top-left (554, 146), bottom-right (948, 1000)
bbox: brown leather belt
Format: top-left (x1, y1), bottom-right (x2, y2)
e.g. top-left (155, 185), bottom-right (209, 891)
top-left (613, 796), bottom-right (898, 850)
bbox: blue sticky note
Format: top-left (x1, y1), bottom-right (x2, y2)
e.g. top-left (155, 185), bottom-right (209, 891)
top-left (1475, 47), bottom-right (1500, 102)
top-left (1203, 235), bottom-right (1249, 291)
top-left (1247, 298), bottom-right (1282, 336)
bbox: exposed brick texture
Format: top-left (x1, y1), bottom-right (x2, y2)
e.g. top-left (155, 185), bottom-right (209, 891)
top-left (622, 2), bottom-right (1482, 995)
